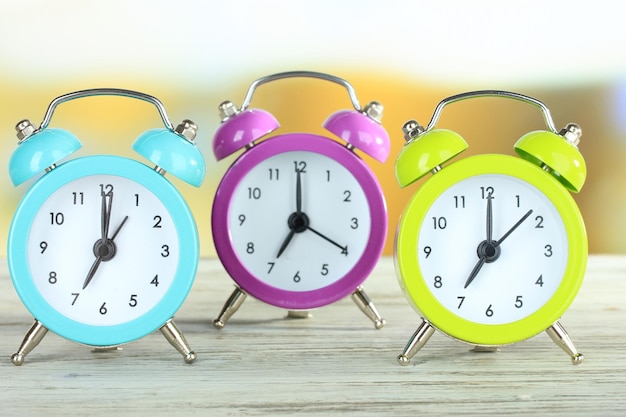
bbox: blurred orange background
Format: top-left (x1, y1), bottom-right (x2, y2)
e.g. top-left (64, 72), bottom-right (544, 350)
top-left (1, 1), bottom-right (624, 257)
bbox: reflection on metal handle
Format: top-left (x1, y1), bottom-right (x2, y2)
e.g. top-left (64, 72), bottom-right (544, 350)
top-left (240, 70), bottom-right (362, 111)
top-left (424, 90), bottom-right (558, 134)
top-left (38, 88), bottom-right (175, 131)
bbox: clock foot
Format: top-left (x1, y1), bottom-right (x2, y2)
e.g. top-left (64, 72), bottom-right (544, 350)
top-left (351, 286), bottom-right (386, 329)
top-left (546, 320), bottom-right (584, 365)
top-left (286, 310), bottom-right (312, 319)
top-left (11, 320), bottom-right (49, 366)
top-left (471, 345), bottom-right (500, 353)
top-left (397, 319), bottom-right (435, 366)
top-left (160, 319), bottom-right (196, 364)
top-left (213, 286), bottom-right (247, 329)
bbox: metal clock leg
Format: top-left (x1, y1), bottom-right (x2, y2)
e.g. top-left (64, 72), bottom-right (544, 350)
top-left (160, 319), bottom-right (196, 364)
top-left (213, 286), bottom-right (248, 329)
top-left (11, 319), bottom-right (49, 366)
top-left (397, 319), bottom-right (435, 366)
top-left (351, 286), bottom-right (386, 329)
top-left (546, 320), bottom-right (584, 365)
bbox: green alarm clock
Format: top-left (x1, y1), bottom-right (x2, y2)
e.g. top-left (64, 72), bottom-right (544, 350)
top-left (7, 89), bottom-right (205, 365)
top-left (394, 91), bottom-right (587, 365)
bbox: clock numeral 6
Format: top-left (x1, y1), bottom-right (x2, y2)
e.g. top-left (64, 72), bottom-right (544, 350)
top-left (99, 302), bottom-right (108, 315)
top-left (293, 271), bottom-right (301, 283)
top-left (485, 304), bottom-right (494, 317)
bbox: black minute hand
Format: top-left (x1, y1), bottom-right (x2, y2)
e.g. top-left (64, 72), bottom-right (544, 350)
top-left (495, 209), bottom-right (533, 247)
top-left (307, 226), bottom-right (348, 254)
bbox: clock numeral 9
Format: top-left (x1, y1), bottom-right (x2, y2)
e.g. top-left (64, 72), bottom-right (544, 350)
top-left (238, 214), bottom-right (246, 226)
top-left (423, 246), bottom-right (432, 258)
top-left (40, 241), bottom-right (48, 254)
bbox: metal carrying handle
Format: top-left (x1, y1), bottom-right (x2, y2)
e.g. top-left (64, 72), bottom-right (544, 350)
top-left (240, 70), bottom-right (362, 112)
top-left (37, 88), bottom-right (175, 132)
top-left (424, 90), bottom-right (558, 134)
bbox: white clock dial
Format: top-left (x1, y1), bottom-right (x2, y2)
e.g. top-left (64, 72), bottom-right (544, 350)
top-left (228, 150), bottom-right (371, 292)
top-left (26, 174), bottom-right (179, 326)
top-left (418, 174), bottom-right (568, 325)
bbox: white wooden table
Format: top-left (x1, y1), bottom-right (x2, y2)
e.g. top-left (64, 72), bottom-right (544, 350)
top-left (0, 255), bottom-right (624, 416)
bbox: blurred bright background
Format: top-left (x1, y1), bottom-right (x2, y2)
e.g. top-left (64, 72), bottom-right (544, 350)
top-left (1, 0), bottom-right (625, 257)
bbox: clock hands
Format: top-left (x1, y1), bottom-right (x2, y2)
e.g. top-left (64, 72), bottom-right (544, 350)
top-left (463, 195), bottom-right (533, 288)
top-left (82, 189), bottom-right (129, 289)
top-left (495, 209), bottom-right (533, 246)
top-left (306, 226), bottom-right (348, 254)
top-left (82, 215), bottom-right (129, 289)
top-left (276, 169), bottom-right (303, 258)
top-left (276, 168), bottom-right (347, 258)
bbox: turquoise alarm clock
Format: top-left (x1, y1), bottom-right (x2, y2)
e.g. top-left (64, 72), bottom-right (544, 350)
top-left (7, 89), bottom-right (205, 365)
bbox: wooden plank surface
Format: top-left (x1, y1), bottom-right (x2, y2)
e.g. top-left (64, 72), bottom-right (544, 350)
top-left (0, 255), bottom-right (624, 416)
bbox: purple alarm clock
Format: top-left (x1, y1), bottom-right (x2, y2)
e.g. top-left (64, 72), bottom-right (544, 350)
top-left (211, 71), bottom-right (389, 329)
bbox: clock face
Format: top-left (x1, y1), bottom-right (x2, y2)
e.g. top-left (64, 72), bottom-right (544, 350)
top-left (28, 175), bottom-right (179, 326)
top-left (9, 156), bottom-right (198, 346)
top-left (213, 133), bottom-right (387, 309)
top-left (395, 155), bottom-right (587, 345)
top-left (418, 174), bottom-right (567, 325)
